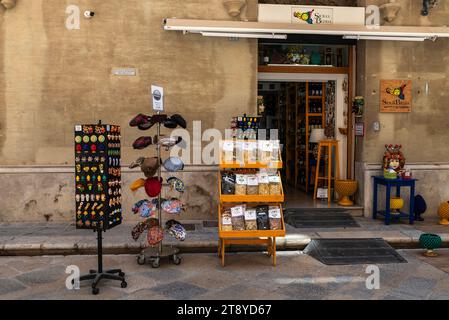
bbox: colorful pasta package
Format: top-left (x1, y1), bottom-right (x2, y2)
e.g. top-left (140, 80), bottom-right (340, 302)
top-left (257, 172), bottom-right (269, 195)
top-left (221, 172), bottom-right (236, 195)
top-left (231, 205), bottom-right (245, 231)
top-left (269, 174), bottom-right (282, 195)
top-left (246, 174), bottom-right (259, 195)
top-left (221, 140), bottom-right (234, 163)
top-left (268, 206), bottom-right (282, 230)
top-left (256, 205), bottom-right (269, 230)
top-left (221, 210), bottom-right (233, 231)
top-left (235, 174), bottom-right (247, 195)
top-left (258, 140), bottom-right (273, 163)
top-left (244, 208), bottom-right (257, 230)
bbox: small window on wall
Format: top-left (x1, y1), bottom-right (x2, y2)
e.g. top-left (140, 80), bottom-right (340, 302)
top-left (258, 43), bottom-right (349, 68)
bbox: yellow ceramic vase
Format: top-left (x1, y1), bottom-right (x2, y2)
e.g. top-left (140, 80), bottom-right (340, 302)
top-left (390, 197), bottom-right (404, 215)
top-left (335, 180), bottom-right (358, 206)
top-left (438, 202), bottom-right (449, 225)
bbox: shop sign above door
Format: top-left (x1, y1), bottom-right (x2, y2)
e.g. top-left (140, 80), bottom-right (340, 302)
top-left (380, 80), bottom-right (412, 113)
top-left (258, 4), bottom-right (365, 26)
top-left (291, 7), bottom-right (333, 25)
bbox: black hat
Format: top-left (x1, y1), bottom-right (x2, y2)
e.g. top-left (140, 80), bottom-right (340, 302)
top-left (171, 114), bottom-right (187, 129)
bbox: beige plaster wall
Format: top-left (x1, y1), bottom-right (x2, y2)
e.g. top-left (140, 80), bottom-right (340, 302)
top-left (356, 0), bottom-right (449, 164)
top-left (0, 0), bottom-right (258, 166)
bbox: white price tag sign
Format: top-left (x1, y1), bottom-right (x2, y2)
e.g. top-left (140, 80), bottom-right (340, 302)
top-left (247, 175), bottom-right (258, 186)
top-left (245, 209), bottom-right (257, 220)
top-left (268, 175), bottom-right (281, 183)
top-left (231, 206), bottom-right (244, 217)
top-left (222, 215), bottom-right (232, 225)
top-left (268, 207), bottom-right (281, 219)
top-left (235, 174), bottom-right (248, 185)
top-left (257, 174), bottom-right (269, 184)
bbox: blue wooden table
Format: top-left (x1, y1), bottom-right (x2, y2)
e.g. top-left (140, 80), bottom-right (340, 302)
top-left (372, 176), bottom-right (417, 225)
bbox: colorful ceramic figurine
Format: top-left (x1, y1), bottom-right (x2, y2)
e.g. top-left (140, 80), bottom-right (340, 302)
top-left (383, 144), bottom-right (405, 179)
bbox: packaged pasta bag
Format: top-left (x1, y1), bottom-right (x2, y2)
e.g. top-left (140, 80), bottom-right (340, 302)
top-left (256, 205), bottom-right (269, 230)
top-left (235, 174), bottom-right (247, 195)
top-left (247, 141), bottom-right (258, 164)
top-left (221, 140), bottom-right (234, 163)
top-left (235, 141), bottom-right (245, 165)
top-left (246, 174), bottom-right (259, 195)
top-left (244, 208), bottom-right (257, 230)
top-left (272, 140), bottom-right (281, 162)
top-left (269, 174), bottom-right (282, 195)
top-left (221, 210), bottom-right (233, 231)
top-left (231, 205), bottom-right (246, 231)
top-left (258, 140), bottom-right (273, 163)
top-left (257, 171), bottom-right (269, 195)
top-left (268, 206), bottom-right (282, 230)
top-left (221, 172), bottom-right (236, 195)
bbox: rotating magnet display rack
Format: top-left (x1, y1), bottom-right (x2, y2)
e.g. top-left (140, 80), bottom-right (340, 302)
top-left (131, 112), bottom-right (185, 268)
top-left (74, 121), bottom-right (127, 295)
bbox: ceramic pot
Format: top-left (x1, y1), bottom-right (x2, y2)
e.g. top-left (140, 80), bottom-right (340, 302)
top-left (223, 0), bottom-right (246, 17)
top-left (419, 233), bottom-right (442, 257)
top-left (438, 202), bottom-right (449, 225)
top-left (390, 197), bottom-right (404, 215)
top-left (335, 180), bottom-right (358, 206)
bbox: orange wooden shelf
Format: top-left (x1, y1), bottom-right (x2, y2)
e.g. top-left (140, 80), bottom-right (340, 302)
top-left (219, 161), bottom-right (283, 169)
top-left (218, 204), bottom-right (286, 239)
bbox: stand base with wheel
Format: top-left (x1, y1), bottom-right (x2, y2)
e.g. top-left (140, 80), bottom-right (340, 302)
top-left (137, 245), bottom-right (181, 268)
top-left (78, 229), bottom-right (127, 295)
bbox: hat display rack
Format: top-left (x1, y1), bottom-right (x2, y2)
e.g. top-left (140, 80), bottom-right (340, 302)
top-left (74, 121), bottom-right (127, 295)
top-left (130, 111), bottom-right (185, 268)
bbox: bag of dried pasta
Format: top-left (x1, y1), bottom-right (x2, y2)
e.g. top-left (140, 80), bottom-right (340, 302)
top-left (268, 206), bottom-right (282, 230)
top-left (246, 174), bottom-right (259, 195)
top-left (235, 174), bottom-right (247, 195)
top-left (268, 174), bottom-right (282, 195)
top-left (221, 210), bottom-right (233, 231)
top-left (244, 208), bottom-right (257, 230)
top-left (231, 205), bottom-right (245, 231)
top-left (257, 172), bottom-right (269, 195)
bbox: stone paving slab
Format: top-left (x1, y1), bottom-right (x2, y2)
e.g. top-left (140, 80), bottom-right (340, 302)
top-left (1, 217), bottom-right (449, 256)
top-left (1, 250), bottom-right (449, 300)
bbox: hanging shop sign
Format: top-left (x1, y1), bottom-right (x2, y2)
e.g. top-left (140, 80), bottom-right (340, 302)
top-left (151, 85), bottom-right (164, 111)
top-left (380, 80), bottom-right (412, 113)
top-left (258, 4), bottom-right (365, 26)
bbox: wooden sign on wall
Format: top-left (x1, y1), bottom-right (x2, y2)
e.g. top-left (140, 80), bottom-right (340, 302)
top-left (380, 80), bottom-right (412, 113)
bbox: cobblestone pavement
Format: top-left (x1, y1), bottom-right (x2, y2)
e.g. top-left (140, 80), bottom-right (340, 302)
top-left (1, 249), bottom-right (449, 300)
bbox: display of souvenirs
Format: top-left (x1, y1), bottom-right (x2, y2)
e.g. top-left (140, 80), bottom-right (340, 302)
top-left (230, 115), bottom-right (261, 140)
top-left (383, 144), bottom-right (405, 179)
top-left (74, 124), bottom-right (122, 230)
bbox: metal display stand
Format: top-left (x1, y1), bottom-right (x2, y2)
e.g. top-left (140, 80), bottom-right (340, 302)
top-left (136, 112), bottom-right (182, 268)
top-left (74, 121), bottom-right (127, 294)
top-left (79, 228), bottom-right (127, 295)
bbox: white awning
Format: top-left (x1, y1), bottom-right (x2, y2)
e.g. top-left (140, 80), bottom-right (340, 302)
top-left (164, 18), bottom-right (449, 41)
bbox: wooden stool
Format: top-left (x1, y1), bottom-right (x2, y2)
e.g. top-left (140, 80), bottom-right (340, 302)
top-left (313, 140), bottom-right (340, 204)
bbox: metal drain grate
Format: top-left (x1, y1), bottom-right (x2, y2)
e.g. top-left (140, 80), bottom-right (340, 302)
top-left (284, 208), bottom-right (360, 228)
top-left (304, 238), bottom-right (407, 265)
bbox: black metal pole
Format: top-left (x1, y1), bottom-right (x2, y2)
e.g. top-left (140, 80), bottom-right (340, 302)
top-left (97, 228), bottom-right (103, 273)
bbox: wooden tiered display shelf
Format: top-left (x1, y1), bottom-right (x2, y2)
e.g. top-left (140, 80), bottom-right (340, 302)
top-left (218, 142), bottom-right (286, 267)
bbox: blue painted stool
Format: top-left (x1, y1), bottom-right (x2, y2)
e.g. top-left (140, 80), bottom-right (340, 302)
top-left (372, 176), bottom-right (417, 225)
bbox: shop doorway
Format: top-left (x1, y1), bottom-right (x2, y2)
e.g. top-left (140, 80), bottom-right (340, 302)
top-left (258, 75), bottom-right (348, 208)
